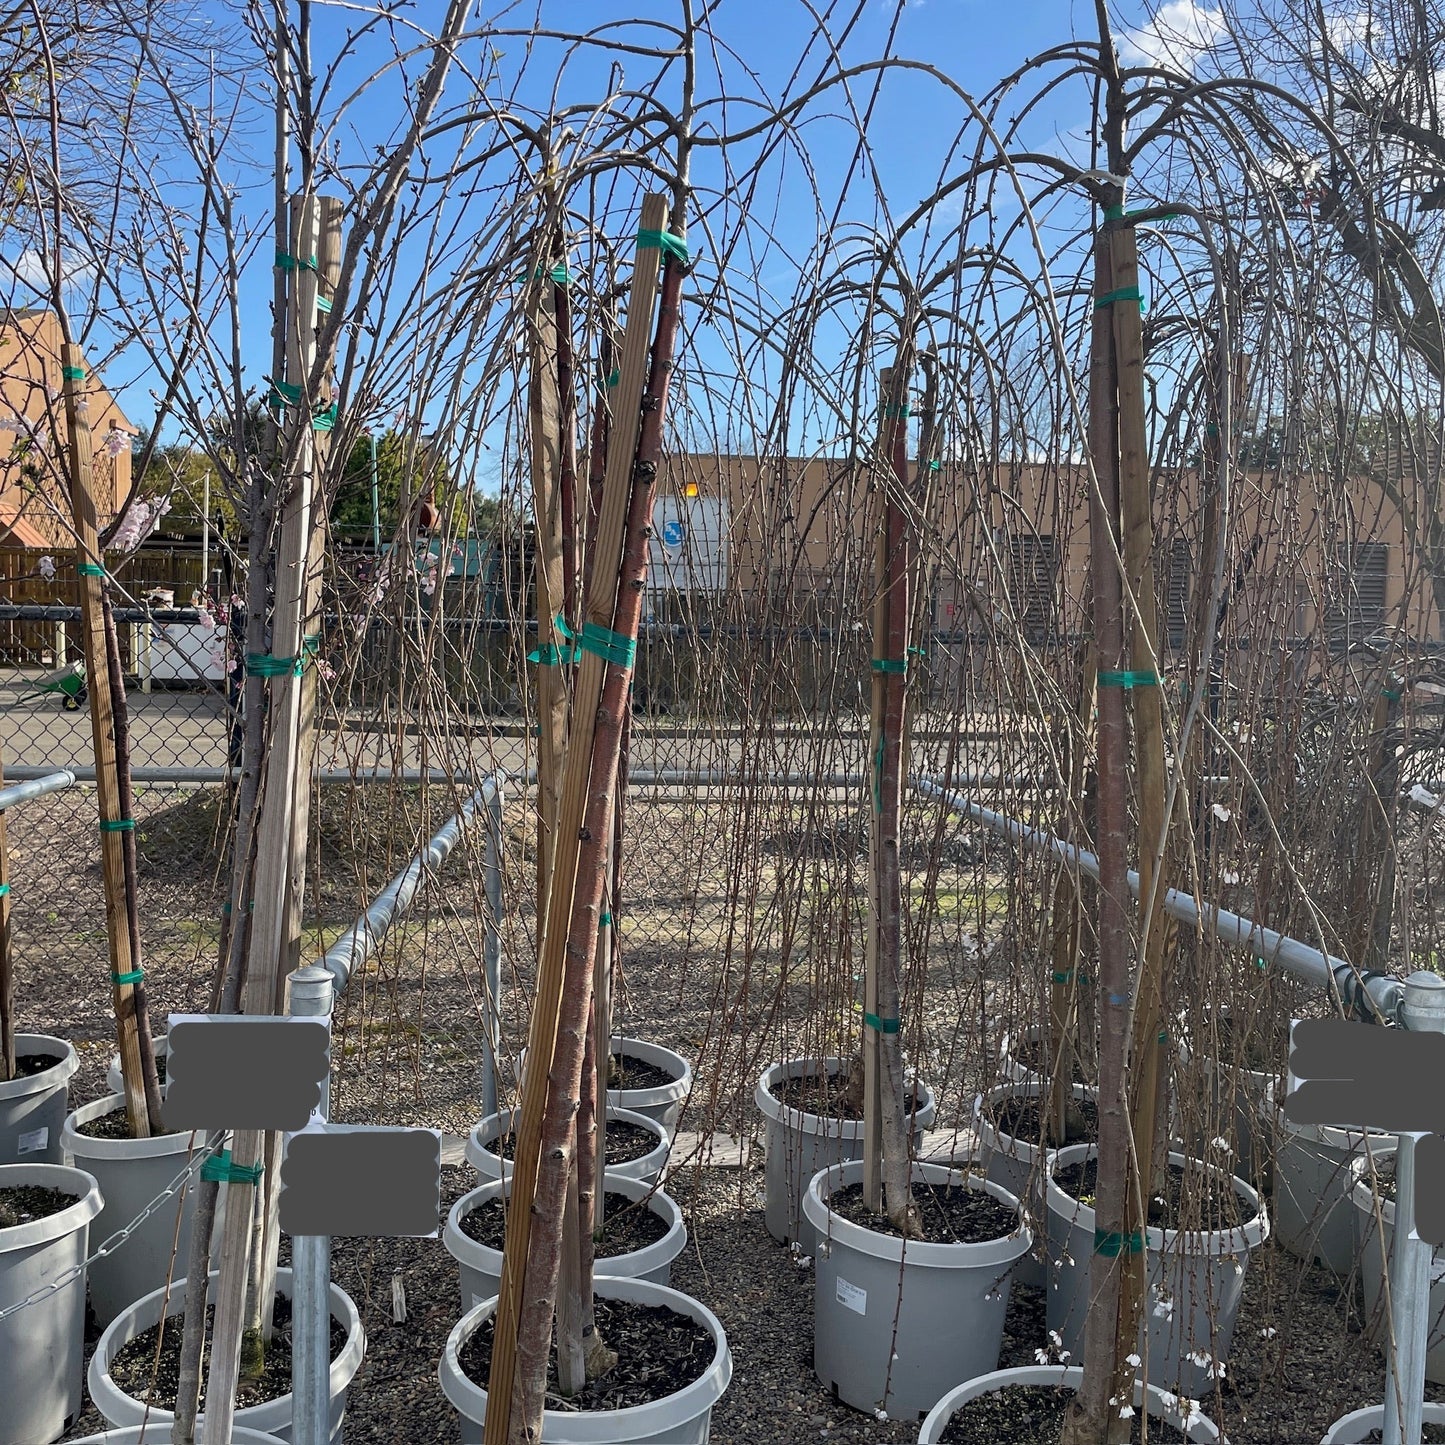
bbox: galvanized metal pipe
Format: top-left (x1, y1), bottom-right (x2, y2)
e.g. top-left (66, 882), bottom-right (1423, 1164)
top-left (1383, 973), bottom-right (1445, 1445)
top-left (0, 770), bottom-right (76, 811)
top-left (286, 965), bottom-right (334, 1445)
top-left (481, 784), bottom-right (504, 1119)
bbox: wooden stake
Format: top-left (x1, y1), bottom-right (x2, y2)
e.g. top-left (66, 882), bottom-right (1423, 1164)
top-left (202, 192), bottom-right (321, 1444)
top-left (483, 194), bottom-right (670, 1445)
top-left (62, 347), bottom-right (154, 1138)
top-left (0, 741), bottom-right (13, 1082)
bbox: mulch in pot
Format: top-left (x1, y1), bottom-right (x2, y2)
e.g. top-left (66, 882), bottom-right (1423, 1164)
top-left (937, 1384), bottom-right (1190, 1443)
top-left (1054, 1156), bottom-right (1246, 1232)
top-left (0, 1184), bottom-right (74, 1228)
top-left (459, 1190), bottom-right (670, 1255)
top-left (826, 1179), bottom-right (1018, 1244)
top-left (769, 1069), bottom-right (927, 1123)
top-left (609, 1053), bottom-right (679, 1092)
top-left (11, 1049), bottom-right (67, 1078)
top-left (72, 1104), bottom-right (177, 1140)
top-left (990, 1094), bottom-right (1097, 1146)
top-left (461, 1293), bottom-right (714, 1413)
top-left (106, 1293), bottom-right (347, 1411)
top-left (489, 1121), bottom-right (658, 1166)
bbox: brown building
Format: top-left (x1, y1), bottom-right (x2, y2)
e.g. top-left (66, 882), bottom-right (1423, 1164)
top-left (662, 452), bottom-right (1443, 655)
top-left (0, 308), bottom-right (134, 548)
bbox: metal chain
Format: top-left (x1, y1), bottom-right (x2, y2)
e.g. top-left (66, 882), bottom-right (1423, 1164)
top-left (0, 1136), bottom-right (224, 1323)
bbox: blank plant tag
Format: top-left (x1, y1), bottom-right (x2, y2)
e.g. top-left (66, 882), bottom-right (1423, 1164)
top-left (165, 1015), bottom-right (329, 1132)
top-left (391, 1270), bottom-right (407, 1323)
top-left (280, 1126), bottom-right (441, 1237)
top-left (836, 1276), bottom-right (866, 1315)
top-left (16, 1127), bottom-right (47, 1155)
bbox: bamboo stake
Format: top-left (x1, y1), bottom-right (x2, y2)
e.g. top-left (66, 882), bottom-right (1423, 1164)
top-left (1061, 231), bottom-right (1133, 1445)
top-left (62, 346), bottom-right (155, 1138)
top-left (483, 193), bottom-right (671, 1445)
top-left (507, 231), bottom-right (687, 1442)
top-left (202, 192), bottom-right (320, 1445)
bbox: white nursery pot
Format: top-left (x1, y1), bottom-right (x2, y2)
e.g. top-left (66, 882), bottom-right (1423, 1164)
top-left (86, 1267), bottom-right (365, 1443)
top-left (0, 1033), bottom-right (79, 1165)
top-left (466, 1105), bottom-right (670, 1188)
top-left (69, 1431), bottom-right (286, 1444)
top-left (439, 1276), bottom-right (732, 1444)
top-left (803, 1157), bottom-right (1031, 1422)
top-left (106, 1033), bottom-right (169, 1103)
top-left (1321, 1402), bottom-right (1445, 1443)
top-left (521, 1038), bottom-right (694, 1141)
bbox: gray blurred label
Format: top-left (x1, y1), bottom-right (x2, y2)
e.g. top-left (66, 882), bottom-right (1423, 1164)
top-left (164, 1015), bottom-right (329, 1131)
top-left (1284, 1018), bottom-right (1445, 1133)
top-left (279, 1126), bottom-right (441, 1238)
top-left (1418, 1136), bottom-right (1445, 1247)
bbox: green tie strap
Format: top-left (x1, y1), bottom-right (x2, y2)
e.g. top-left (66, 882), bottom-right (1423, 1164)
top-left (312, 401), bottom-right (338, 433)
top-left (636, 228), bottom-right (689, 264)
top-left (864, 1012), bottom-right (900, 1034)
top-left (246, 652), bottom-right (303, 678)
top-left (578, 622), bottom-right (636, 667)
top-left (604, 368), bottom-right (620, 389)
top-left (201, 1149), bottom-right (265, 1186)
top-left (1098, 670), bottom-right (1159, 689)
top-left (62, 365), bottom-right (86, 381)
top-left (1094, 285), bottom-right (1146, 312)
top-left (528, 613), bottom-right (578, 666)
top-left (1094, 1228), bottom-right (1144, 1257)
top-left (316, 295), bottom-right (333, 315)
top-left (0, 883), bottom-right (9, 899)
top-left (1052, 969), bottom-right (1074, 985)
top-left (100, 818), bottom-right (136, 833)
top-left (599, 911), bottom-right (613, 927)
top-left (275, 251), bottom-right (319, 273)
top-left (268, 381), bottom-right (302, 410)
top-left (871, 658), bottom-right (907, 674)
top-left (77, 562), bottom-right (105, 578)
top-left (111, 968), bottom-right (144, 986)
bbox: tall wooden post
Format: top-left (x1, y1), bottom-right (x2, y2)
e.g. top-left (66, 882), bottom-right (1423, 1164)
top-left (62, 348), bottom-right (156, 1138)
top-left (0, 744), bottom-right (13, 1081)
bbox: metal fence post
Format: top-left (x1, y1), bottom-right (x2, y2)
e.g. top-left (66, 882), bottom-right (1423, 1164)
top-left (481, 779), bottom-right (504, 1119)
top-left (1383, 970), bottom-right (1445, 1445)
top-left (287, 964), bottom-right (334, 1445)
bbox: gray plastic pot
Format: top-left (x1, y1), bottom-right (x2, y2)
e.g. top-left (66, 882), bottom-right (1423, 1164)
top-left (916, 1364), bottom-right (1226, 1443)
top-left (0, 1033), bottom-right (79, 1165)
top-left (1321, 1402), bottom-right (1445, 1443)
top-left (87, 1266), bottom-right (365, 1442)
top-left (69, 1431), bottom-right (286, 1444)
top-left (439, 1276), bottom-right (732, 1443)
top-left (0, 1162), bottom-right (104, 1445)
top-left (466, 1105), bottom-right (670, 1188)
top-left (1349, 1140), bottom-right (1445, 1382)
top-left (754, 1057), bottom-right (936, 1252)
top-left (1266, 1082), bottom-right (1389, 1275)
top-left (521, 1038), bottom-right (693, 1142)
top-left (61, 1094), bottom-right (226, 1327)
top-left (106, 1033), bottom-right (169, 1103)
top-left (1177, 1012), bottom-right (1282, 1193)
top-left (1046, 1143), bottom-right (1268, 1399)
top-left (445, 1169), bottom-right (686, 1317)
top-left (803, 1157), bottom-right (1031, 1423)
top-left (976, 1081), bottom-right (1097, 1289)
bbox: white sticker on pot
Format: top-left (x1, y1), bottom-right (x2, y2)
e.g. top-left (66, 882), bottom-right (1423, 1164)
top-left (17, 1127), bottom-right (47, 1154)
top-left (835, 1276), bottom-right (866, 1315)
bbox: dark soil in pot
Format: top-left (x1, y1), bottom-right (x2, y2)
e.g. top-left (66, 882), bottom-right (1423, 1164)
top-left (72, 1104), bottom-right (176, 1140)
top-left (12, 1049), bottom-right (67, 1078)
top-left (1360, 1157), bottom-right (1398, 1202)
top-left (768, 1069), bottom-right (927, 1123)
top-left (827, 1179), bottom-right (1018, 1244)
top-left (461, 1294), bottom-right (714, 1412)
top-left (937, 1384), bottom-right (1189, 1443)
top-left (1055, 1157), bottom-right (1245, 1231)
top-left (489, 1121), bottom-right (658, 1166)
top-left (608, 1053), bottom-right (678, 1092)
top-left (458, 1191), bottom-right (671, 1255)
top-left (991, 1095), bottom-right (1097, 1145)
top-left (106, 1293), bottom-right (347, 1411)
top-left (0, 1183), bottom-right (74, 1228)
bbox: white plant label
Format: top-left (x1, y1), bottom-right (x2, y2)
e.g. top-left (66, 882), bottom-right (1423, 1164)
top-left (17, 1127), bottom-right (47, 1154)
top-left (835, 1276), bottom-right (867, 1315)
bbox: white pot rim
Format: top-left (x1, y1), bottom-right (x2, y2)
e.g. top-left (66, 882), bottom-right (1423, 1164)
top-left (1321, 1402), bottom-right (1445, 1444)
top-left (977, 1082), bottom-right (1100, 1164)
top-left (467, 1107), bottom-right (670, 1181)
top-left (106, 1034), bottom-right (169, 1093)
top-left (801, 1156), bottom-right (1031, 1268)
top-left (446, 1170), bottom-right (686, 1279)
top-left (754, 1057), bottom-right (936, 1144)
top-left (438, 1276), bottom-right (732, 1441)
top-left (63, 1095), bottom-right (202, 1162)
top-left (87, 1266), bottom-right (366, 1430)
top-left (0, 1033), bottom-right (80, 1102)
top-left (1045, 1142), bottom-right (1269, 1256)
top-left (67, 1429), bottom-right (285, 1444)
top-left (604, 1037), bottom-right (692, 1111)
top-left (917, 1364), bottom-right (1225, 1443)
top-left (0, 1161), bottom-right (104, 1255)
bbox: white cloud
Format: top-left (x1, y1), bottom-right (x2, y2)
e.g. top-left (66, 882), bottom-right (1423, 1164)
top-left (1120, 0), bottom-right (1226, 70)
top-left (1323, 8), bottom-right (1371, 51)
top-left (5, 248), bottom-right (96, 297)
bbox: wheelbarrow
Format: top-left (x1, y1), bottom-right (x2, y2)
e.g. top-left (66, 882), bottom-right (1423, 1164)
top-left (32, 659), bottom-right (86, 710)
